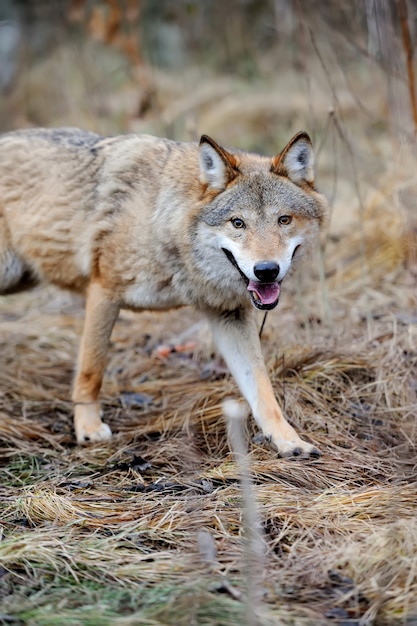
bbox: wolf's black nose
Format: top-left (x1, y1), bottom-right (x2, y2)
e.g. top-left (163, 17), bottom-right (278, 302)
top-left (254, 261), bottom-right (279, 282)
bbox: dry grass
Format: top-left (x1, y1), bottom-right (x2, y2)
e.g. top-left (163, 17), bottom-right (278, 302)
top-left (1, 6), bottom-right (417, 625)
top-left (1, 229), bottom-right (416, 626)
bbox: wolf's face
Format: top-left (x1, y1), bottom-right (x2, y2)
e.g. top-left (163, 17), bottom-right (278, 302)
top-left (194, 133), bottom-right (329, 310)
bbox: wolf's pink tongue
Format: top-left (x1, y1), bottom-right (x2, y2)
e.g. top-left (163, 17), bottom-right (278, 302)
top-left (247, 280), bottom-right (280, 305)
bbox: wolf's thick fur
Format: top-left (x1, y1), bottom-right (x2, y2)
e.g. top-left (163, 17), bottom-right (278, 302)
top-left (0, 128), bottom-right (329, 457)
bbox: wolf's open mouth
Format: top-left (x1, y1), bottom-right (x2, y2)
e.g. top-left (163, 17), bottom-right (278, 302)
top-left (222, 248), bottom-right (280, 311)
top-left (247, 280), bottom-right (280, 310)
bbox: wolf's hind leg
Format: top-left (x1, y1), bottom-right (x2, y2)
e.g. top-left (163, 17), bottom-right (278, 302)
top-left (73, 281), bottom-right (120, 444)
top-left (0, 218), bottom-right (37, 294)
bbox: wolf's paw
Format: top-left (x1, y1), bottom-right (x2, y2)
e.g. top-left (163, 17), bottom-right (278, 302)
top-left (278, 439), bottom-right (320, 460)
top-left (75, 421), bottom-right (112, 445)
top-left (74, 402), bottom-right (112, 445)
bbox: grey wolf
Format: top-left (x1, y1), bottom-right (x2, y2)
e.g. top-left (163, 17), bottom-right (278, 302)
top-left (0, 127), bottom-right (329, 457)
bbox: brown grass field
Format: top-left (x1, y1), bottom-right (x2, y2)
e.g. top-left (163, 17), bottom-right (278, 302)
top-left (0, 3), bottom-right (417, 625)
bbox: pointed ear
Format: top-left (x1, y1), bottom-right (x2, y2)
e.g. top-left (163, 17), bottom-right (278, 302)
top-left (199, 135), bottom-right (239, 191)
top-left (271, 131), bottom-right (315, 186)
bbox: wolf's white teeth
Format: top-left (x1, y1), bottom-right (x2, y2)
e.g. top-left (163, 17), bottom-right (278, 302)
top-left (252, 292), bottom-right (260, 302)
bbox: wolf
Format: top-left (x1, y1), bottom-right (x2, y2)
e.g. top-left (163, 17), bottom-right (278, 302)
top-left (0, 127), bottom-right (329, 458)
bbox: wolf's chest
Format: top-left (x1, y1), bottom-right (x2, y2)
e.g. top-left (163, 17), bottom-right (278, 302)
top-left (122, 277), bottom-right (187, 311)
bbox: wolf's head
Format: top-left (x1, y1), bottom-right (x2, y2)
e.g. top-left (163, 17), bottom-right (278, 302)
top-left (196, 132), bottom-right (329, 311)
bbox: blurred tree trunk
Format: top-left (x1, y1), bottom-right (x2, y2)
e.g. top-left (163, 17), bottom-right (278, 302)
top-left (365, 0), bottom-right (413, 145)
top-left (366, 0), bottom-right (417, 269)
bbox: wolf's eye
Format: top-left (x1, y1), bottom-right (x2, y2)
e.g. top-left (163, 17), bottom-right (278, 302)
top-left (231, 217), bottom-right (245, 229)
top-left (278, 215), bottom-right (292, 226)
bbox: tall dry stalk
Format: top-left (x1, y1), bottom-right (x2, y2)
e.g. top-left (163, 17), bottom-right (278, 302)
top-left (224, 399), bottom-right (266, 626)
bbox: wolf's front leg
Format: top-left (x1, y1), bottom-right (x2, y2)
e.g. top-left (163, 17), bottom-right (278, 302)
top-left (208, 309), bottom-right (319, 459)
top-left (72, 281), bottom-right (120, 444)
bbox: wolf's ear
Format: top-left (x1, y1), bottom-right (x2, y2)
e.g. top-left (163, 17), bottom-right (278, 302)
top-left (199, 135), bottom-right (239, 191)
top-left (271, 132), bottom-right (315, 186)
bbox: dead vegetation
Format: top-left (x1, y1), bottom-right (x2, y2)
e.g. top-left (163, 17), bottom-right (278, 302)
top-left (1, 2), bottom-right (417, 625)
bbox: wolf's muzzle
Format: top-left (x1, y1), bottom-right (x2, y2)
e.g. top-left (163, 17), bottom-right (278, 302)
top-left (222, 248), bottom-right (249, 285)
top-left (222, 248), bottom-right (280, 311)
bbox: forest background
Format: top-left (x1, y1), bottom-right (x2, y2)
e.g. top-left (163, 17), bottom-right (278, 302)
top-left (0, 1), bottom-right (417, 625)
